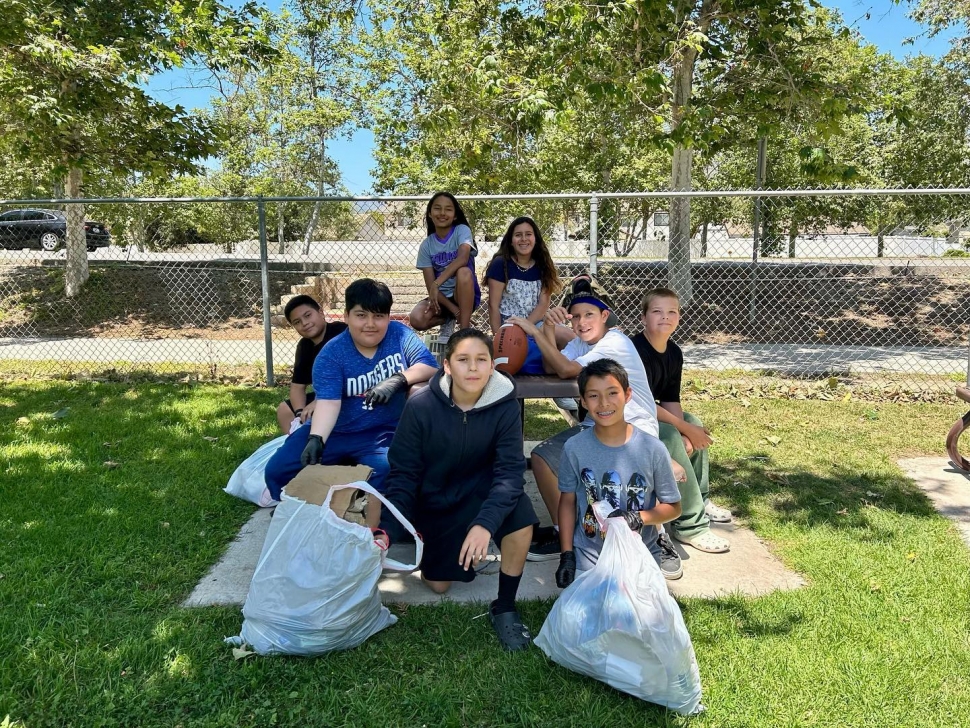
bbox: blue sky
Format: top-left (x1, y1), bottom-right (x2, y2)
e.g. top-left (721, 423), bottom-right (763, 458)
top-left (146, 0), bottom-right (961, 194)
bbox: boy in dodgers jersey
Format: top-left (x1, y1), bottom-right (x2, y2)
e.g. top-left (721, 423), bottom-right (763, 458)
top-left (264, 279), bottom-right (438, 526)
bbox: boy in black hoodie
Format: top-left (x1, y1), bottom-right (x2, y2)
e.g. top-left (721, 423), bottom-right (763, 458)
top-left (379, 329), bottom-right (537, 651)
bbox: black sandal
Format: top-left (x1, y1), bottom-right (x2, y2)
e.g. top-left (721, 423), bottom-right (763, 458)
top-left (489, 602), bottom-right (532, 652)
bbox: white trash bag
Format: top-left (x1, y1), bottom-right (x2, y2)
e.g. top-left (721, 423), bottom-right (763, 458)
top-left (224, 435), bottom-right (286, 507)
top-left (535, 501), bottom-right (703, 714)
top-left (227, 481), bottom-right (422, 656)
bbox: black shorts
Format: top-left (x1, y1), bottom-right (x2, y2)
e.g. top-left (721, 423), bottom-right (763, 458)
top-left (415, 494), bottom-right (538, 583)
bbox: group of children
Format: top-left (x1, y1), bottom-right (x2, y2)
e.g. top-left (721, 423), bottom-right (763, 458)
top-left (263, 192), bottom-right (732, 652)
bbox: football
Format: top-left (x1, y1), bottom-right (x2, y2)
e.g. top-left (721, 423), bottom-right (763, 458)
top-left (494, 323), bottom-right (529, 375)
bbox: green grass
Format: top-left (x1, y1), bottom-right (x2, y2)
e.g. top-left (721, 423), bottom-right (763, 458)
top-left (2, 381), bottom-right (969, 727)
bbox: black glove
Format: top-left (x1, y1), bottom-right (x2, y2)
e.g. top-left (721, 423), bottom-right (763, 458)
top-left (363, 372), bottom-right (408, 407)
top-left (556, 550), bottom-right (577, 588)
top-left (301, 434), bottom-right (325, 467)
top-left (607, 508), bottom-right (643, 532)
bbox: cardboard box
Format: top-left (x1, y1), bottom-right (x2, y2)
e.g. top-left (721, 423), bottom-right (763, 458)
top-left (282, 464), bottom-right (374, 519)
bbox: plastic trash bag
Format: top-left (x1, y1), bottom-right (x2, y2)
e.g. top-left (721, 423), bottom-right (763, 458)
top-left (224, 436), bottom-right (286, 507)
top-left (535, 501), bottom-right (703, 714)
top-left (226, 481), bottom-right (422, 656)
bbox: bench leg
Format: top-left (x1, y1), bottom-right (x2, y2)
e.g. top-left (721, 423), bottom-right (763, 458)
top-left (946, 410), bottom-right (970, 472)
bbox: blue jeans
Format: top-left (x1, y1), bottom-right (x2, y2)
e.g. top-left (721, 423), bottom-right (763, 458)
top-left (264, 422), bottom-right (395, 500)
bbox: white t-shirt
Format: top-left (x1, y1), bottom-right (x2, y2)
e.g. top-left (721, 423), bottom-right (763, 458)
top-left (562, 329), bottom-right (660, 437)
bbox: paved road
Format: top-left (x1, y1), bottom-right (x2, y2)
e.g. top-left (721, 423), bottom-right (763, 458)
top-left (4, 237), bottom-right (969, 269)
top-left (2, 336), bottom-right (967, 377)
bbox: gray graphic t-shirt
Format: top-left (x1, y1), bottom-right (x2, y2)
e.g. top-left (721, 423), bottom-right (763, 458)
top-left (559, 426), bottom-right (680, 570)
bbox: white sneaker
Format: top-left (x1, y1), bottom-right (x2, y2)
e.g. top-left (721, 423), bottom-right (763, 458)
top-left (437, 318), bottom-right (456, 343)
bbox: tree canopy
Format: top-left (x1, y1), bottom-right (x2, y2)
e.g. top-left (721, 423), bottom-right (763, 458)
top-left (2, 0), bottom-right (969, 284)
top-left (0, 0), bottom-right (269, 293)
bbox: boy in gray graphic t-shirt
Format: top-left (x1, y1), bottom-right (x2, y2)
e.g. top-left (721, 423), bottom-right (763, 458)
top-left (555, 359), bottom-right (682, 587)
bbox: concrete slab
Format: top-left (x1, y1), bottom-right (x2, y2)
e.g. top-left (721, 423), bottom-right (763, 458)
top-left (183, 508), bottom-right (274, 607)
top-left (899, 457), bottom-right (970, 548)
top-left (186, 472), bottom-right (805, 607)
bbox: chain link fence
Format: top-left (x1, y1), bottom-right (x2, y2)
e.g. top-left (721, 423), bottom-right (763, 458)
top-left (1, 191), bottom-right (968, 392)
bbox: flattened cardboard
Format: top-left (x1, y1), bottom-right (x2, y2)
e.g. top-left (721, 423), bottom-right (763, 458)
top-left (283, 464), bottom-right (374, 518)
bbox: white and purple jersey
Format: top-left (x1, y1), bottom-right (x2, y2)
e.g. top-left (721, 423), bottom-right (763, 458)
top-left (313, 321), bottom-right (437, 433)
top-left (416, 224), bottom-right (480, 302)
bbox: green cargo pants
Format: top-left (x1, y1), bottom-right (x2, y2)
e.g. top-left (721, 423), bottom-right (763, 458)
top-left (657, 412), bottom-right (710, 539)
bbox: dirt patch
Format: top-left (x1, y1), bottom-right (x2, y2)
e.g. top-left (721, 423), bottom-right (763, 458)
top-left (0, 263), bottom-right (308, 340)
top-left (1, 259), bottom-right (968, 349)
top-left (598, 261), bottom-right (970, 348)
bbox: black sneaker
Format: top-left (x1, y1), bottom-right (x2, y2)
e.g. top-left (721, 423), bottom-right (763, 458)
top-left (527, 536), bottom-right (561, 562)
top-left (658, 531), bottom-right (683, 580)
top-left (531, 525), bottom-right (556, 544)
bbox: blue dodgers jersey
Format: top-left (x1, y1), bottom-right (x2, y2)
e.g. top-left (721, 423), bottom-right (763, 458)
top-left (312, 321), bottom-right (437, 433)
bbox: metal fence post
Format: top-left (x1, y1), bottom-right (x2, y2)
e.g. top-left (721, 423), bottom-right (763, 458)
top-left (258, 198), bottom-right (275, 387)
top-left (749, 137), bottom-right (767, 326)
top-left (965, 335), bottom-right (970, 387)
top-left (589, 194), bottom-right (599, 277)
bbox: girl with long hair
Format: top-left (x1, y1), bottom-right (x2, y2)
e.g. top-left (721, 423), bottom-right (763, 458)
top-left (483, 216), bottom-right (573, 349)
top-left (409, 192), bottom-right (481, 338)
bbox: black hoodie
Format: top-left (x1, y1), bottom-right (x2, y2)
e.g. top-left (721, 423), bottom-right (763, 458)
top-left (379, 369), bottom-right (526, 540)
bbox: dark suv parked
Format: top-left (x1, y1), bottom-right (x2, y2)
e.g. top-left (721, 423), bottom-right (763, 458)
top-left (0, 209), bottom-right (112, 252)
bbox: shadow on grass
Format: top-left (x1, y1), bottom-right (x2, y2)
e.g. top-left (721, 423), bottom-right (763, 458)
top-left (680, 594), bottom-right (805, 645)
top-left (711, 451), bottom-right (939, 533)
top-left (0, 381), bottom-right (280, 600)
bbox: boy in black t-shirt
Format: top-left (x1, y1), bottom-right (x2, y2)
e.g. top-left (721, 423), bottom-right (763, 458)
top-left (275, 295), bottom-right (348, 434)
top-left (631, 288), bottom-right (733, 554)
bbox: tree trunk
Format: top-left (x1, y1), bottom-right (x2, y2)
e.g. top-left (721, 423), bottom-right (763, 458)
top-left (699, 220), bottom-right (709, 258)
top-left (599, 166), bottom-right (613, 255)
top-left (669, 148), bottom-right (693, 303)
top-left (947, 219), bottom-right (961, 249)
top-left (788, 219), bottom-right (797, 258)
top-left (876, 211), bottom-right (885, 258)
top-left (667, 8), bottom-right (704, 304)
top-left (132, 206), bottom-right (147, 251)
top-left (641, 200), bottom-right (650, 246)
top-left (301, 33), bottom-right (325, 258)
top-left (302, 137), bottom-right (326, 257)
top-left (63, 166), bottom-right (89, 298)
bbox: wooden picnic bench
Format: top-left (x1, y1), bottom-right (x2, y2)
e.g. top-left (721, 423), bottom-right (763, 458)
top-left (412, 373), bottom-right (579, 424)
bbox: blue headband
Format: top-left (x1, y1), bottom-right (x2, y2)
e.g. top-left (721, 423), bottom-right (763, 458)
top-left (569, 295), bottom-right (610, 312)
